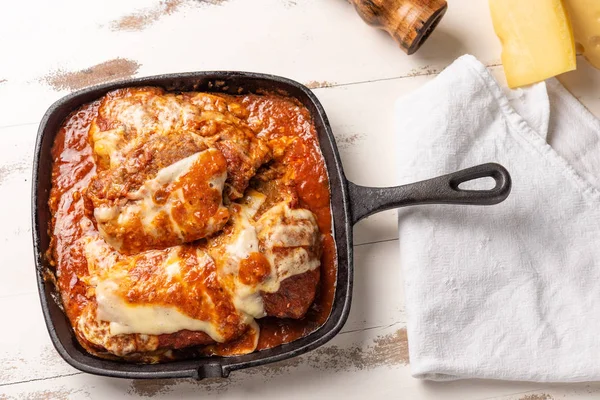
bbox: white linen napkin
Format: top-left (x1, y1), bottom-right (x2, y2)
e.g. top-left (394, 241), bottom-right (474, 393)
top-left (396, 55), bottom-right (600, 382)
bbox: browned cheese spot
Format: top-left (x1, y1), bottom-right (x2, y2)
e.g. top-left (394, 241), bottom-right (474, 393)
top-left (42, 58), bottom-right (140, 91)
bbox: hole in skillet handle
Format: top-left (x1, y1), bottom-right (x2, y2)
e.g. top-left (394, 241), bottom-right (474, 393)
top-left (348, 162), bottom-right (512, 224)
top-left (447, 163), bottom-right (510, 198)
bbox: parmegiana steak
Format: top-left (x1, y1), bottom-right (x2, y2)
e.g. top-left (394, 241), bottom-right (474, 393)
top-left (47, 87), bottom-right (336, 362)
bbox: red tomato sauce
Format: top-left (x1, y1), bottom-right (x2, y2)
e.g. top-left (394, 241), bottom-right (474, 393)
top-left (48, 92), bottom-right (337, 358)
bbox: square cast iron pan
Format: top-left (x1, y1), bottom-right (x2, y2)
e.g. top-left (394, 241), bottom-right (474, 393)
top-left (32, 71), bottom-right (511, 380)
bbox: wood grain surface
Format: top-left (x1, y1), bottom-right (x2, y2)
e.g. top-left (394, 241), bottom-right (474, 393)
top-left (0, 0), bottom-right (599, 398)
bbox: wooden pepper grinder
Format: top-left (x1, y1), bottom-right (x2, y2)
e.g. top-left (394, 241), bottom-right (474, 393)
top-left (349, 0), bottom-right (448, 54)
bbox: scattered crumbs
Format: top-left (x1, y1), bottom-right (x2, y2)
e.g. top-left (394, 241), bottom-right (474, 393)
top-left (0, 162), bottom-right (29, 187)
top-left (304, 81), bottom-right (337, 89)
top-left (128, 328), bottom-right (408, 396)
top-left (519, 394), bottom-right (554, 400)
top-left (406, 64), bottom-right (438, 78)
top-left (336, 133), bottom-right (366, 150)
top-left (110, 0), bottom-right (229, 32)
top-left (0, 79), bottom-right (6, 84)
top-left (284, 0), bottom-right (297, 7)
top-left (42, 58), bottom-right (140, 91)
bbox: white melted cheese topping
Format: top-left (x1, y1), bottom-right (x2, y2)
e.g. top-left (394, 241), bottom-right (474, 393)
top-left (90, 127), bottom-right (126, 169)
top-left (86, 192), bottom-right (320, 341)
top-left (222, 195), bottom-right (269, 319)
top-left (219, 195), bottom-right (321, 318)
top-left (87, 242), bottom-right (225, 341)
top-left (255, 203), bottom-right (320, 292)
top-left (94, 150), bottom-right (227, 249)
top-left (224, 217), bottom-right (259, 274)
top-left (95, 279), bottom-right (224, 340)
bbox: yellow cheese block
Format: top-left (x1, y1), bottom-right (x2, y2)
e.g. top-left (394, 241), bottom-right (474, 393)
top-left (489, 0), bottom-right (576, 88)
top-left (564, 0), bottom-right (600, 70)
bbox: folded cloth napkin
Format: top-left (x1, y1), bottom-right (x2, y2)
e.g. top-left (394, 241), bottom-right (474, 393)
top-left (396, 55), bottom-right (600, 382)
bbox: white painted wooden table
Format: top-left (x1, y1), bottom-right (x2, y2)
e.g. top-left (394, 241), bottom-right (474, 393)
top-left (1, 1), bottom-right (600, 398)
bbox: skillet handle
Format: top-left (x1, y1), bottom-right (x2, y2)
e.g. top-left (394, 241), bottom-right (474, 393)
top-left (348, 163), bottom-right (511, 225)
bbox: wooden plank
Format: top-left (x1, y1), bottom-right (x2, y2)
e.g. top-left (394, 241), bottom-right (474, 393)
top-left (0, 124), bottom-right (38, 300)
top-left (0, 322), bottom-right (530, 400)
top-left (3, 321), bottom-right (600, 400)
top-left (2, 0), bottom-right (600, 395)
top-left (0, 293), bottom-right (78, 386)
top-left (0, 0), bottom-right (501, 128)
top-left (0, 0), bottom-right (500, 86)
top-left (0, 0), bottom-right (596, 129)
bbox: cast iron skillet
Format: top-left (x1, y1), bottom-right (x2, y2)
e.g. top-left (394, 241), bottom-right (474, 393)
top-left (32, 72), bottom-right (511, 380)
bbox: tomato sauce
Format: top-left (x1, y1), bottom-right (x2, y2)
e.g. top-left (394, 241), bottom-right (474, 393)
top-left (240, 94), bottom-right (336, 350)
top-left (48, 91), bottom-right (337, 358)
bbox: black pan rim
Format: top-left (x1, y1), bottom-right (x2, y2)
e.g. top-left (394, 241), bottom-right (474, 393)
top-left (31, 70), bottom-right (354, 380)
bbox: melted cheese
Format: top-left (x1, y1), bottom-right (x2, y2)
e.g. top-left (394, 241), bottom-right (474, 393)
top-left (214, 198), bottom-right (321, 317)
top-left (89, 127), bottom-right (126, 169)
top-left (81, 235), bottom-right (119, 281)
top-left (255, 202), bottom-right (321, 292)
top-left (76, 305), bottom-right (159, 357)
top-left (232, 284), bottom-right (267, 319)
top-left (95, 279), bottom-right (224, 340)
top-left (222, 199), bottom-right (270, 318)
top-left (87, 244), bottom-right (229, 342)
top-left (152, 152), bottom-right (202, 186)
top-left (225, 216), bottom-right (259, 272)
top-left (269, 248), bottom-right (320, 284)
top-left (94, 149), bottom-right (227, 251)
top-left (83, 192), bottom-right (319, 344)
